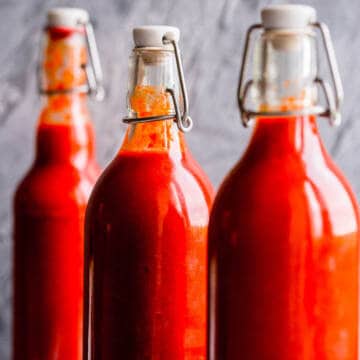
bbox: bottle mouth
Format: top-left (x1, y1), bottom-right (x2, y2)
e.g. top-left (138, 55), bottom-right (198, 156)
top-left (132, 48), bottom-right (175, 68)
top-left (133, 46), bottom-right (174, 53)
top-left (44, 26), bottom-right (85, 42)
top-left (44, 7), bottom-right (88, 39)
top-left (258, 30), bottom-right (316, 58)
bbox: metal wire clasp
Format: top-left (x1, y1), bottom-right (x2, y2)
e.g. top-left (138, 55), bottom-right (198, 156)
top-left (123, 35), bottom-right (193, 133)
top-left (237, 22), bottom-right (343, 127)
top-left (82, 20), bottom-right (105, 101)
top-left (38, 20), bottom-right (105, 101)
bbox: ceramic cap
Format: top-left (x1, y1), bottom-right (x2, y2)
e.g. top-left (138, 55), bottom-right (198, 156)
top-left (133, 25), bottom-right (180, 47)
top-left (47, 7), bottom-right (89, 28)
top-left (261, 4), bottom-right (316, 29)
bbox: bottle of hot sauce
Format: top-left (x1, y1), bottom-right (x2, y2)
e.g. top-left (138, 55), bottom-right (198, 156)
top-left (13, 8), bottom-right (103, 360)
top-left (84, 26), bottom-right (213, 359)
top-left (208, 5), bottom-right (360, 359)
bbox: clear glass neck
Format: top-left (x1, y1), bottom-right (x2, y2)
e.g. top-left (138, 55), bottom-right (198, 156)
top-left (121, 48), bottom-right (185, 156)
top-left (39, 27), bottom-right (90, 126)
top-left (39, 93), bottom-right (89, 125)
top-left (127, 48), bottom-right (180, 117)
top-left (40, 27), bottom-right (87, 94)
top-left (252, 29), bottom-right (317, 112)
top-left (36, 28), bottom-right (94, 166)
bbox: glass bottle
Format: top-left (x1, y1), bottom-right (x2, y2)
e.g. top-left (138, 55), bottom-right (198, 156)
top-left (13, 8), bottom-right (103, 360)
top-left (85, 26), bottom-right (214, 359)
top-left (208, 5), bottom-right (360, 359)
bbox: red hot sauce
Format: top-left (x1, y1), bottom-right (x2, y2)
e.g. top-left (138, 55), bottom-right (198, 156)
top-left (209, 115), bottom-right (360, 359)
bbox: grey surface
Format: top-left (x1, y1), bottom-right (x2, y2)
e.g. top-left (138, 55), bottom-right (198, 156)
top-left (0, 0), bottom-right (359, 357)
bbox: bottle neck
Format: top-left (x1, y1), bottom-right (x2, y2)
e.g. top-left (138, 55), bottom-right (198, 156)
top-left (35, 94), bottom-right (96, 167)
top-left (35, 27), bottom-right (95, 167)
top-left (252, 29), bottom-right (317, 112)
top-left (244, 30), bottom-right (329, 163)
top-left (41, 26), bottom-right (87, 92)
top-left (120, 47), bottom-right (185, 158)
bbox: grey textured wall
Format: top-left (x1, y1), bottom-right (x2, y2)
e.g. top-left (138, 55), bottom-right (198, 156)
top-left (0, 0), bottom-right (359, 357)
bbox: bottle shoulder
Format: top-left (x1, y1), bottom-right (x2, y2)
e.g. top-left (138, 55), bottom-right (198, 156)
top-left (87, 151), bottom-right (213, 226)
top-left (15, 163), bottom-right (97, 215)
top-left (211, 154), bottom-right (360, 237)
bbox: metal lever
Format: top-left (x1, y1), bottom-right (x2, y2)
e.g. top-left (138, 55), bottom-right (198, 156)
top-left (162, 35), bottom-right (193, 132)
top-left (123, 35), bottom-right (193, 133)
top-left (82, 21), bottom-right (105, 101)
top-left (237, 24), bottom-right (262, 127)
top-left (312, 22), bottom-right (343, 126)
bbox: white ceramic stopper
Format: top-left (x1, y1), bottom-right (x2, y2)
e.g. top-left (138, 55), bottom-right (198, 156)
top-left (261, 4), bottom-right (316, 29)
top-left (133, 25), bottom-right (180, 47)
top-left (47, 7), bottom-right (89, 28)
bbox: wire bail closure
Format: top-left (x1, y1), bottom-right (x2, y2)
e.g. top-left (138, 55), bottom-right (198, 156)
top-left (38, 20), bottom-right (105, 101)
top-left (123, 35), bottom-right (193, 133)
top-left (237, 22), bottom-right (344, 128)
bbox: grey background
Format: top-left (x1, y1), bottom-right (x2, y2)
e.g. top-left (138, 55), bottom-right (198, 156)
top-left (0, 0), bottom-right (359, 357)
